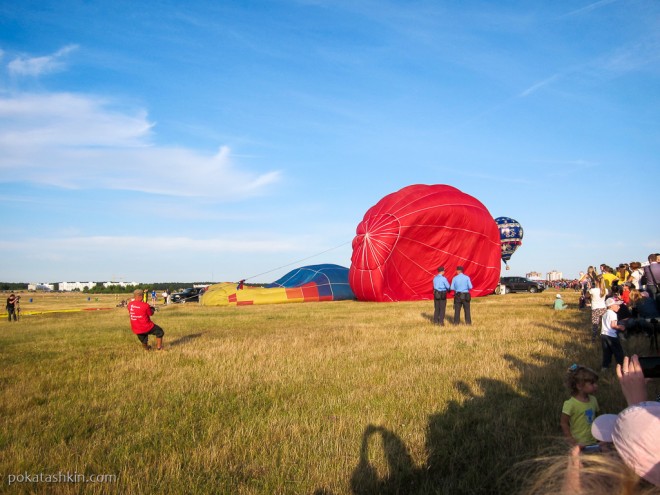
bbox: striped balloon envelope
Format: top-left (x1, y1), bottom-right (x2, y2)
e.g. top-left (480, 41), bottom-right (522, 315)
top-left (200, 264), bottom-right (354, 306)
top-left (349, 184), bottom-right (501, 302)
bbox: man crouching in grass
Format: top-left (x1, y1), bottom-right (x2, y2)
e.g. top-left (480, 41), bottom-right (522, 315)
top-left (127, 289), bottom-right (164, 351)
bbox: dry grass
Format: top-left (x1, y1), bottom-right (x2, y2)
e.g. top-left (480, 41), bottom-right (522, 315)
top-left (0, 291), bottom-right (655, 494)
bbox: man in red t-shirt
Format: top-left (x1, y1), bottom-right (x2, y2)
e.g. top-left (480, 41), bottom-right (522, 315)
top-left (127, 289), bottom-right (165, 350)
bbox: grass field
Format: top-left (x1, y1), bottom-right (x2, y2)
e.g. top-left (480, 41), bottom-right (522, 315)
top-left (0, 291), bottom-right (656, 494)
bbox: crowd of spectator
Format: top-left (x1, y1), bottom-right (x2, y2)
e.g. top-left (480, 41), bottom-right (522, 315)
top-left (527, 253), bottom-right (660, 493)
top-left (539, 255), bottom-right (660, 296)
top-left (576, 254), bottom-right (660, 339)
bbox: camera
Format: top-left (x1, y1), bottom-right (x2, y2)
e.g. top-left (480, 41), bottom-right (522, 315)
top-left (639, 356), bottom-right (660, 378)
top-left (581, 444), bottom-right (601, 454)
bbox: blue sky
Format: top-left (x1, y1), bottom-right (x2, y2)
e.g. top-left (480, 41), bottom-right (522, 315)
top-left (1, 0), bottom-right (658, 284)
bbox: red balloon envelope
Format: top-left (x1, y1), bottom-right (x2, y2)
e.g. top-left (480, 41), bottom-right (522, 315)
top-left (349, 184), bottom-right (501, 302)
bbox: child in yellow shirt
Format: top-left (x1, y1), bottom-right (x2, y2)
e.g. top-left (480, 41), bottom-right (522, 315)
top-left (561, 364), bottom-right (600, 448)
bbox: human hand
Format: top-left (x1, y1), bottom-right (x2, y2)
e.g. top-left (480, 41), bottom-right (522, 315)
top-left (616, 355), bottom-right (648, 406)
top-left (563, 445), bottom-right (582, 493)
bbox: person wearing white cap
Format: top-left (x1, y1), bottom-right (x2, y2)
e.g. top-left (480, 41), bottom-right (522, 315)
top-left (554, 293), bottom-right (568, 311)
top-left (523, 355), bottom-right (659, 494)
top-left (600, 297), bottom-right (625, 371)
top-left (590, 355), bottom-right (660, 487)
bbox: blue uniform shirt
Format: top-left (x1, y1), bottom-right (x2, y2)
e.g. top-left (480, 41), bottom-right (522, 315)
top-left (450, 273), bottom-right (473, 293)
top-left (433, 274), bottom-right (450, 291)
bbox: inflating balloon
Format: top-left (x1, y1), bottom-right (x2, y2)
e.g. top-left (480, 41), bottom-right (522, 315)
top-left (201, 264), bottom-right (354, 306)
top-left (349, 184), bottom-right (501, 302)
top-left (494, 217), bottom-right (523, 270)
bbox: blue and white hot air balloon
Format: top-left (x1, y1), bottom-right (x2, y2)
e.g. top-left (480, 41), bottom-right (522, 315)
top-left (494, 217), bottom-right (523, 270)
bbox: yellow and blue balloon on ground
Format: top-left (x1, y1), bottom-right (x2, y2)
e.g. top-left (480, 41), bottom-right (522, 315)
top-left (201, 264), bottom-right (355, 306)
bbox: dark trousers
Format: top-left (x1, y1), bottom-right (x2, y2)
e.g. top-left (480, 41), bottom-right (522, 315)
top-left (647, 285), bottom-right (660, 311)
top-left (7, 307), bottom-right (16, 322)
top-left (136, 324), bottom-right (165, 344)
top-left (453, 297), bottom-right (471, 325)
top-left (601, 335), bottom-right (624, 369)
top-left (433, 297), bottom-right (447, 325)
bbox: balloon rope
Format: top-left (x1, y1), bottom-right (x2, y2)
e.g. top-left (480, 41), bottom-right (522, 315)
top-left (243, 240), bottom-right (352, 282)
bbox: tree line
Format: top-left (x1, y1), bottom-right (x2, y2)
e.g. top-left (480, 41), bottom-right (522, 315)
top-left (0, 282), bottom-right (215, 293)
top-left (82, 283), bottom-right (214, 294)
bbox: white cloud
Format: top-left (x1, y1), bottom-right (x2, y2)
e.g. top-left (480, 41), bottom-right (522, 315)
top-left (0, 235), bottom-right (302, 254)
top-left (0, 92), bottom-right (152, 147)
top-left (7, 44), bottom-right (78, 77)
top-left (559, 0), bottom-right (619, 18)
top-left (519, 73), bottom-right (561, 97)
top-left (0, 233), bottom-right (327, 282)
top-left (596, 37), bottom-right (660, 74)
top-left (0, 92), bottom-right (280, 199)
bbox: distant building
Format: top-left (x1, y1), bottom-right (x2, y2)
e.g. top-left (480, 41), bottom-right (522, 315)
top-left (59, 281), bottom-right (97, 291)
top-left (547, 271), bottom-right (563, 281)
top-left (28, 283), bottom-right (55, 291)
top-left (58, 281), bottom-right (140, 291)
top-left (526, 271), bottom-right (543, 280)
top-left (102, 281), bottom-right (139, 288)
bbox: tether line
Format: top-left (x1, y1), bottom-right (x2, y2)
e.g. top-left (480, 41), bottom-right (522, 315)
top-left (243, 240), bottom-right (351, 282)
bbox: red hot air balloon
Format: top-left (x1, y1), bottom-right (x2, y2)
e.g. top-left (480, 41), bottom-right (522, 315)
top-left (349, 184), bottom-right (501, 302)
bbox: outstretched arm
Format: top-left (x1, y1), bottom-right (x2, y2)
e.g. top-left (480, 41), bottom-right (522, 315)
top-left (563, 445), bottom-right (582, 494)
top-left (616, 355), bottom-right (648, 406)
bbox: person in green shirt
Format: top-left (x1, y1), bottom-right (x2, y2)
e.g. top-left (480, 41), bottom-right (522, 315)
top-left (561, 364), bottom-right (600, 448)
top-left (554, 293), bottom-right (568, 310)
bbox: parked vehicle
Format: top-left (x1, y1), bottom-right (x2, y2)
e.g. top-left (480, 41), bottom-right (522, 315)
top-left (499, 277), bottom-right (545, 294)
top-left (170, 287), bottom-right (202, 303)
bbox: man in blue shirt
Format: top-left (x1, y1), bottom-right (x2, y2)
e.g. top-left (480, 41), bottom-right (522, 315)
top-left (432, 266), bottom-right (451, 326)
top-left (450, 265), bottom-right (473, 325)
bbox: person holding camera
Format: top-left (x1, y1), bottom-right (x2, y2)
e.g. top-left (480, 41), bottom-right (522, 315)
top-left (5, 293), bottom-right (18, 322)
top-left (524, 356), bottom-right (659, 494)
top-left (450, 265), bottom-right (473, 325)
top-left (432, 266), bottom-right (450, 326)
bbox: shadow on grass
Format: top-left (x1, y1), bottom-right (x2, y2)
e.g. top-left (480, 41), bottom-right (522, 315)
top-left (322, 313), bottom-right (597, 495)
top-left (167, 332), bottom-right (204, 347)
top-left (538, 311), bottom-right (591, 332)
top-left (349, 424), bottom-right (417, 494)
top-left (420, 312), bottom-right (435, 324)
top-left (345, 378), bottom-right (557, 494)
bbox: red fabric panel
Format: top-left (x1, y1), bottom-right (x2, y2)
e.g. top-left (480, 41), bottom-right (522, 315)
top-left (349, 184), bottom-right (501, 302)
top-left (301, 283), bottom-right (320, 300)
